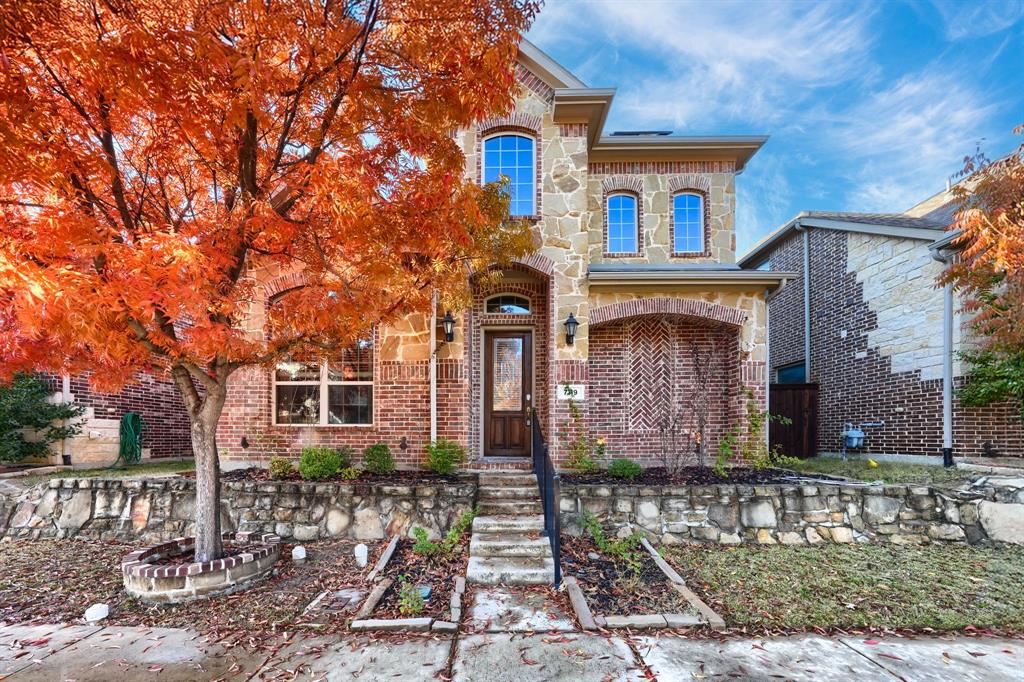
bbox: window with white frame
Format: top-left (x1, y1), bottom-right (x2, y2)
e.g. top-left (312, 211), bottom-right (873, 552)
top-left (485, 294), bottom-right (531, 314)
top-left (273, 340), bottom-right (374, 425)
top-left (673, 192), bottom-right (705, 254)
top-left (606, 193), bottom-right (639, 254)
top-left (482, 133), bottom-right (535, 216)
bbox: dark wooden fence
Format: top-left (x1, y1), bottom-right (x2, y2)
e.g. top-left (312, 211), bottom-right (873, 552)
top-left (769, 383), bottom-right (819, 459)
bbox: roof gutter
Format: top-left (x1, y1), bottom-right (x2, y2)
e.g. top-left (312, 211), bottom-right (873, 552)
top-left (587, 269), bottom-right (797, 289)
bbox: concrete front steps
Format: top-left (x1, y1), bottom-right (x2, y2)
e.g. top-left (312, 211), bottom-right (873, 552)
top-left (467, 472), bottom-right (554, 585)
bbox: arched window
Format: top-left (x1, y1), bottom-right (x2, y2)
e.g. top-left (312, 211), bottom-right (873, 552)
top-left (673, 192), bottom-right (705, 254)
top-left (606, 193), bottom-right (639, 254)
top-left (483, 133), bottom-right (535, 216)
top-left (485, 294), bottom-right (531, 314)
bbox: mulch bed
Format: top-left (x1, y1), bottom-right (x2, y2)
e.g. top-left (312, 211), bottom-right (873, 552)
top-left (561, 466), bottom-right (844, 486)
top-left (374, 539), bottom-right (467, 620)
top-left (0, 538), bottom-right (380, 647)
top-left (186, 467), bottom-right (466, 485)
top-left (561, 536), bottom-right (692, 616)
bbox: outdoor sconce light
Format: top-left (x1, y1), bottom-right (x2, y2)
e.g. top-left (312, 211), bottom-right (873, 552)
top-left (564, 312), bottom-right (579, 345)
top-left (441, 311), bottom-right (456, 343)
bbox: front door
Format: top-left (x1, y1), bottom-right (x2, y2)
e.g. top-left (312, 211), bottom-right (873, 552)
top-left (484, 331), bottom-right (533, 457)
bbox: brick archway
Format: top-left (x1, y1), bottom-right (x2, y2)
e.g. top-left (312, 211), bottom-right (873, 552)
top-left (589, 298), bottom-right (747, 329)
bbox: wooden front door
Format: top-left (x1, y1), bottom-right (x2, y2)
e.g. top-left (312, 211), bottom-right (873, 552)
top-left (484, 331), bottom-right (533, 457)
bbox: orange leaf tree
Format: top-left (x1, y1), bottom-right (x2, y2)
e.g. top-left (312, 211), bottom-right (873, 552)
top-left (940, 129), bottom-right (1024, 416)
top-left (0, 0), bottom-right (538, 560)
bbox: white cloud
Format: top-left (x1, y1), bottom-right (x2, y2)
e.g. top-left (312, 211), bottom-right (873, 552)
top-left (736, 150), bottom-right (796, 252)
top-left (529, 0), bottom-right (877, 130)
top-left (928, 0), bottom-right (1024, 40)
top-left (830, 69), bottom-right (994, 211)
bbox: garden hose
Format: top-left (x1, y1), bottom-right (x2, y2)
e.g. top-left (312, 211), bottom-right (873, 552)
top-left (114, 411), bottom-right (144, 468)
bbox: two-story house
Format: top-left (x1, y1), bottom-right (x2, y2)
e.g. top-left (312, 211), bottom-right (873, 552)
top-left (216, 40), bottom-right (789, 470)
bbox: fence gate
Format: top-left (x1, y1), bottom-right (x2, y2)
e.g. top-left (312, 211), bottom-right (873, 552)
top-left (769, 383), bottom-right (818, 459)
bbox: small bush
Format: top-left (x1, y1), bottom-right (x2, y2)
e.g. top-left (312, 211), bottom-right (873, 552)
top-left (335, 445), bottom-right (355, 469)
top-left (363, 442), bottom-right (395, 475)
top-left (412, 526), bottom-right (440, 556)
top-left (268, 456), bottom-right (293, 480)
top-left (338, 466), bottom-right (361, 480)
top-left (397, 575), bottom-right (424, 615)
top-left (581, 511), bottom-right (643, 575)
top-left (0, 372), bottom-right (84, 462)
top-left (424, 438), bottom-right (466, 476)
top-left (607, 458), bottom-right (642, 480)
top-left (298, 447), bottom-right (343, 480)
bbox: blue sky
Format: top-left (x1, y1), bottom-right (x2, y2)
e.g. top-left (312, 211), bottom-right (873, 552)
top-left (526, 0), bottom-right (1024, 253)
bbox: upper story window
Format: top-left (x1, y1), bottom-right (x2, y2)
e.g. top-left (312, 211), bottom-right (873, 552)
top-left (485, 294), bottom-right (531, 314)
top-left (606, 193), bottom-right (639, 254)
top-left (483, 134), bottom-right (535, 216)
top-left (673, 192), bottom-right (705, 254)
top-left (273, 339), bottom-right (374, 426)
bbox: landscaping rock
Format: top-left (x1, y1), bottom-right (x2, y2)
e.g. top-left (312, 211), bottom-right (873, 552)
top-left (83, 603), bottom-right (108, 622)
top-left (863, 495), bottom-right (901, 525)
top-left (740, 500), bottom-right (776, 528)
top-left (352, 508), bottom-right (385, 539)
top-left (928, 524), bottom-right (966, 541)
top-left (978, 501), bottom-right (1024, 544)
top-left (604, 614), bottom-right (667, 630)
top-left (325, 507), bottom-right (350, 536)
top-left (292, 524), bottom-right (318, 542)
top-left (351, 617), bottom-right (432, 632)
top-left (56, 492), bottom-right (92, 532)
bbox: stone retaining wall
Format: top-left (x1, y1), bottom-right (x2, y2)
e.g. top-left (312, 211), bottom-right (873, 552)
top-left (1, 477), bottom-right (477, 543)
top-left (560, 481), bottom-right (1024, 546)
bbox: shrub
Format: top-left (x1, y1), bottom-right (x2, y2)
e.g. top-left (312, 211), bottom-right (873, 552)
top-left (363, 442), bottom-right (395, 475)
top-left (338, 466), bottom-right (361, 480)
top-left (424, 438), bottom-right (466, 475)
top-left (397, 575), bottom-right (424, 615)
top-left (298, 447), bottom-right (343, 480)
top-left (268, 456), bottom-right (293, 480)
top-left (335, 445), bottom-right (355, 469)
top-left (411, 507), bottom-right (478, 558)
top-left (411, 526), bottom-right (440, 556)
top-left (0, 373), bottom-right (84, 462)
top-left (607, 458), bottom-right (642, 480)
top-left (581, 511), bottom-right (643, 575)
top-left (561, 399), bottom-right (604, 473)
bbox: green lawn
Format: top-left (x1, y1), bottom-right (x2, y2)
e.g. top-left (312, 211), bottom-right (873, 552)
top-left (22, 458), bottom-right (194, 485)
top-left (786, 456), bottom-right (976, 486)
top-left (666, 543), bottom-right (1024, 633)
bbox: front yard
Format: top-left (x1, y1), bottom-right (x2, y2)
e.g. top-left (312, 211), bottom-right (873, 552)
top-left (786, 457), bottom-right (980, 486)
top-left (665, 543), bottom-right (1024, 634)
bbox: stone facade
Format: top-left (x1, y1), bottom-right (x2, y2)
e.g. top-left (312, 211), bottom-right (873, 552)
top-left (216, 49), bottom-right (773, 469)
top-left (762, 228), bottom-right (1023, 457)
top-left (0, 477), bottom-right (477, 543)
top-left (560, 480), bottom-right (1024, 546)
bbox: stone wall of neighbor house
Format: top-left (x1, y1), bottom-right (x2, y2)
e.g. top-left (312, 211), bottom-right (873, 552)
top-left (42, 372), bottom-right (193, 464)
top-left (560, 480), bottom-right (1024, 546)
top-left (763, 229), bottom-right (1024, 457)
top-left (0, 477), bottom-right (477, 543)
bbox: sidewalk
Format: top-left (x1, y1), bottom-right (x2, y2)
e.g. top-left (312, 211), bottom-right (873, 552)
top-left (0, 622), bottom-right (1019, 681)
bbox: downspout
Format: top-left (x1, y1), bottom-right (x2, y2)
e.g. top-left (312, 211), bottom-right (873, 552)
top-left (930, 246), bottom-right (955, 467)
top-left (796, 222), bottom-right (812, 382)
top-left (429, 290), bottom-right (438, 444)
top-left (61, 374), bottom-right (72, 466)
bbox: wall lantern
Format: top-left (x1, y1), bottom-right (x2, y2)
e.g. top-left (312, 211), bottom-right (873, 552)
top-left (441, 311), bottom-right (456, 343)
top-left (564, 312), bottom-right (579, 345)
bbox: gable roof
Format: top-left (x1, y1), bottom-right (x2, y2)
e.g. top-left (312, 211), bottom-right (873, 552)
top-left (517, 39), bottom-right (768, 171)
top-left (737, 211), bottom-right (952, 269)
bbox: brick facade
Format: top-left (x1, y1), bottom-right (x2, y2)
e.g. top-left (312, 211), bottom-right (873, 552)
top-left (763, 228), bottom-right (1023, 457)
top-left (45, 371), bottom-right (193, 462)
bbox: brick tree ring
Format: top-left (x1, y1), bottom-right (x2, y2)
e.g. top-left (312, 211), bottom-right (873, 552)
top-left (120, 531), bottom-right (281, 604)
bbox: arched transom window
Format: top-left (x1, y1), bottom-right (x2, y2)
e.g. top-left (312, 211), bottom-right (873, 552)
top-left (485, 294), bottom-right (531, 314)
top-left (483, 134), bottom-right (535, 216)
top-left (673, 192), bottom-right (705, 254)
top-left (607, 193), bottom-right (639, 254)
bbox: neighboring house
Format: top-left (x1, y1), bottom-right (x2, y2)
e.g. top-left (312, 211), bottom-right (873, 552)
top-left (216, 40), bottom-right (789, 469)
top-left (739, 188), bottom-right (1024, 458)
top-left (40, 372), bottom-right (194, 465)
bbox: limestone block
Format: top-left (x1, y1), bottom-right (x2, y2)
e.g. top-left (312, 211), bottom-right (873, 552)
top-left (863, 495), bottom-right (901, 525)
top-left (978, 501), bottom-right (1024, 544)
top-left (740, 500), bottom-right (776, 528)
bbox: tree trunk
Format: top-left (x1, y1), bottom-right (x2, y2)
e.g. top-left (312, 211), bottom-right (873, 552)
top-left (171, 366), bottom-right (228, 563)
top-left (190, 409), bottom-right (224, 562)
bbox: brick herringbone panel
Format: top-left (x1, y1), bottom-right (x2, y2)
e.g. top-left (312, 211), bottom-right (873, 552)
top-left (628, 317), bottom-right (673, 432)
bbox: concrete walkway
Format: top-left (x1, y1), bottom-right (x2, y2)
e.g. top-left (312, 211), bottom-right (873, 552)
top-left (0, 623), bottom-right (1020, 680)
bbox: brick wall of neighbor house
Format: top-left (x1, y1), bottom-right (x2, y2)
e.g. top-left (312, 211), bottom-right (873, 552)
top-left (766, 232), bottom-right (805, 376)
top-left (44, 372), bottom-right (193, 462)
top-left (588, 317), bottom-right (740, 466)
top-left (764, 229), bottom-right (1023, 457)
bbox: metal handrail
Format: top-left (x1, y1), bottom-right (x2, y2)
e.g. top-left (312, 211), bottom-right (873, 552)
top-left (530, 407), bottom-right (561, 587)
